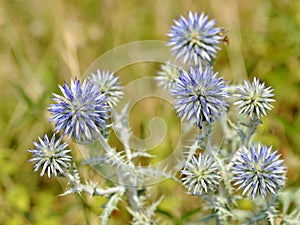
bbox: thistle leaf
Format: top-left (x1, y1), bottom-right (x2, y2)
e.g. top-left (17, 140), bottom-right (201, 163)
top-left (100, 189), bottom-right (125, 225)
top-left (104, 148), bottom-right (136, 176)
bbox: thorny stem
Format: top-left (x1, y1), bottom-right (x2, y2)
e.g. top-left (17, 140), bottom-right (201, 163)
top-left (197, 123), bottom-right (212, 153)
top-left (243, 118), bottom-right (261, 147)
top-left (112, 108), bottom-right (141, 212)
top-left (63, 171), bottom-right (125, 196)
top-left (186, 123), bottom-right (212, 162)
top-left (112, 105), bottom-right (134, 164)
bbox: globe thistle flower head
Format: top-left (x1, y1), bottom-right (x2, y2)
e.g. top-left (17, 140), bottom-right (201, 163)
top-left (181, 154), bottom-right (222, 196)
top-left (89, 69), bottom-right (123, 108)
top-left (234, 77), bottom-right (275, 119)
top-left (48, 78), bottom-right (109, 144)
top-left (230, 143), bottom-right (287, 199)
top-left (167, 11), bottom-right (223, 65)
top-left (28, 134), bottom-right (72, 178)
top-left (155, 62), bottom-right (180, 90)
top-left (171, 65), bottom-right (228, 129)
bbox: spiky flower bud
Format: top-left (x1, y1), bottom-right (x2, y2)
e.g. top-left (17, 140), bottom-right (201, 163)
top-left (28, 134), bottom-right (72, 178)
top-left (155, 62), bottom-right (180, 90)
top-left (89, 69), bottom-right (123, 108)
top-left (181, 154), bottom-right (222, 196)
top-left (234, 77), bottom-right (275, 119)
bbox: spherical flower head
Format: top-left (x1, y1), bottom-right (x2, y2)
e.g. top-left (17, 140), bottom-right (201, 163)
top-left (167, 11), bottom-right (223, 65)
top-left (171, 65), bottom-right (228, 129)
top-left (48, 78), bottom-right (109, 144)
top-left (181, 154), bottom-right (222, 196)
top-left (230, 143), bottom-right (287, 199)
top-left (234, 77), bottom-right (275, 119)
top-left (155, 62), bottom-right (180, 90)
top-left (89, 69), bottom-right (123, 108)
top-left (28, 134), bottom-right (72, 178)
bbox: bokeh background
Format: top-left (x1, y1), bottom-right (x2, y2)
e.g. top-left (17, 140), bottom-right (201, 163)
top-left (0, 0), bottom-right (300, 224)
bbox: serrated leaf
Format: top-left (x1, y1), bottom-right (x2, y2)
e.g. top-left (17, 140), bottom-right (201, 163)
top-left (104, 148), bottom-right (136, 176)
top-left (100, 190), bottom-right (125, 225)
top-left (135, 166), bottom-right (179, 182)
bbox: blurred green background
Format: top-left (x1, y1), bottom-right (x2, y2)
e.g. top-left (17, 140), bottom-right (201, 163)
top-left (0, 0), bottom-right (300, 224)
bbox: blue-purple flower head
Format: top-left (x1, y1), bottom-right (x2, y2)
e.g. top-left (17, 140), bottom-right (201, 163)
top-left (28, 134), bottom-right (72, 178)
top-left (171, 65), bottom-right (228, 129)
top-left (89, 69), bottom-right (123, 108)
top-left (234, 77), bottom-right (275, 119)
top-left (230, 143), bottom-right (287, 199)
top-left (181, 154), bottom-right (222, 196)
top-left (48, 78), bottom-right (109, 144)
top-left (168, 11), bottom-right (224, 65)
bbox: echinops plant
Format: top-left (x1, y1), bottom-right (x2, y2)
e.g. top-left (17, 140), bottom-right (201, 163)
top-left (28, 10), bottom-right (295, 225)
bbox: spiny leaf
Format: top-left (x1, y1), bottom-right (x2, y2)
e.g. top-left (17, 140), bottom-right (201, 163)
top-left (135, 166), bottom-right (179, 183)
top-left (282, 210), bottom-right (300, 225)
top-left (131, 151), bottom-right (156, 159)
top-left (147, 196), bottom-right (164, 218)
top-left (266, 206), bottom-right (278, 225)
top-left (59, 188), bottom-right (77, 196)
top-left (104, 148), bottom-right (136, 176)
top-left (100, 189), bottom-right (125, 225)
top-left (126, 196), bottom-right (163, 225)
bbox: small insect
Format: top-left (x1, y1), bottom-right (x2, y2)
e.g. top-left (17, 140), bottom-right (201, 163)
top-left (218, 28), bottom-right (230, 45)
top-left (222, 35), bottom-right (230, 45)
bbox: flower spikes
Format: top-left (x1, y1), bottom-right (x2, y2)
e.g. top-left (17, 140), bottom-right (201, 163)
top-left (168, 11), bottom-right (224, 65)
top-left (234, 77), bottom-right (275, 119)
top-left (171, 65), bottom-right (228, 129)
top-left (29, 134), bottom-right (72, 178)
top-left (48, 78), bottom-right (109, 144)
top-left (181, 154), bottom-right (222, 196)
top-left (230, 143), bottom-right (287, 199)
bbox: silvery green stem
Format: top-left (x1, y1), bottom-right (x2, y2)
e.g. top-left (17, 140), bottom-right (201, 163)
top-left (112, 106), bottom-right (134, 164)
top-left (187, 139), bottom-right (199, 162)
top-left (112, 108), bottom-right (141, 212)
top-left (119, 127), bottom-right (133, 165)
top-left (243, 118), bottom-right (261, 147)
top-left (187, 123), bottom-right (212, 162)
top-left (97, 132), bottom-right (116, 155)
top-left (79, 131), bottom-right (139, 211)
top-left (199, 123), bottom-right (212, 153)
top-left (204, 123), bottom-right (213, 155)
top-left (126, 184), bottom-right (140, 212)
top-left (63, 172), bottom-right (125, 196)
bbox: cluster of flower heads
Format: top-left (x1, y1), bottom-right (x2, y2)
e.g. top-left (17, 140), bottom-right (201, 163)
top-left (29, 70), bottom-right (123, 177)
top-left (181, 143), bottom-right (287, 199)
top-left (27, 10), bottom-right (287, 211)
top-left (165, 11), bottom-right (287, 200)
top-left (168, 11), bottom-right (224, 65)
